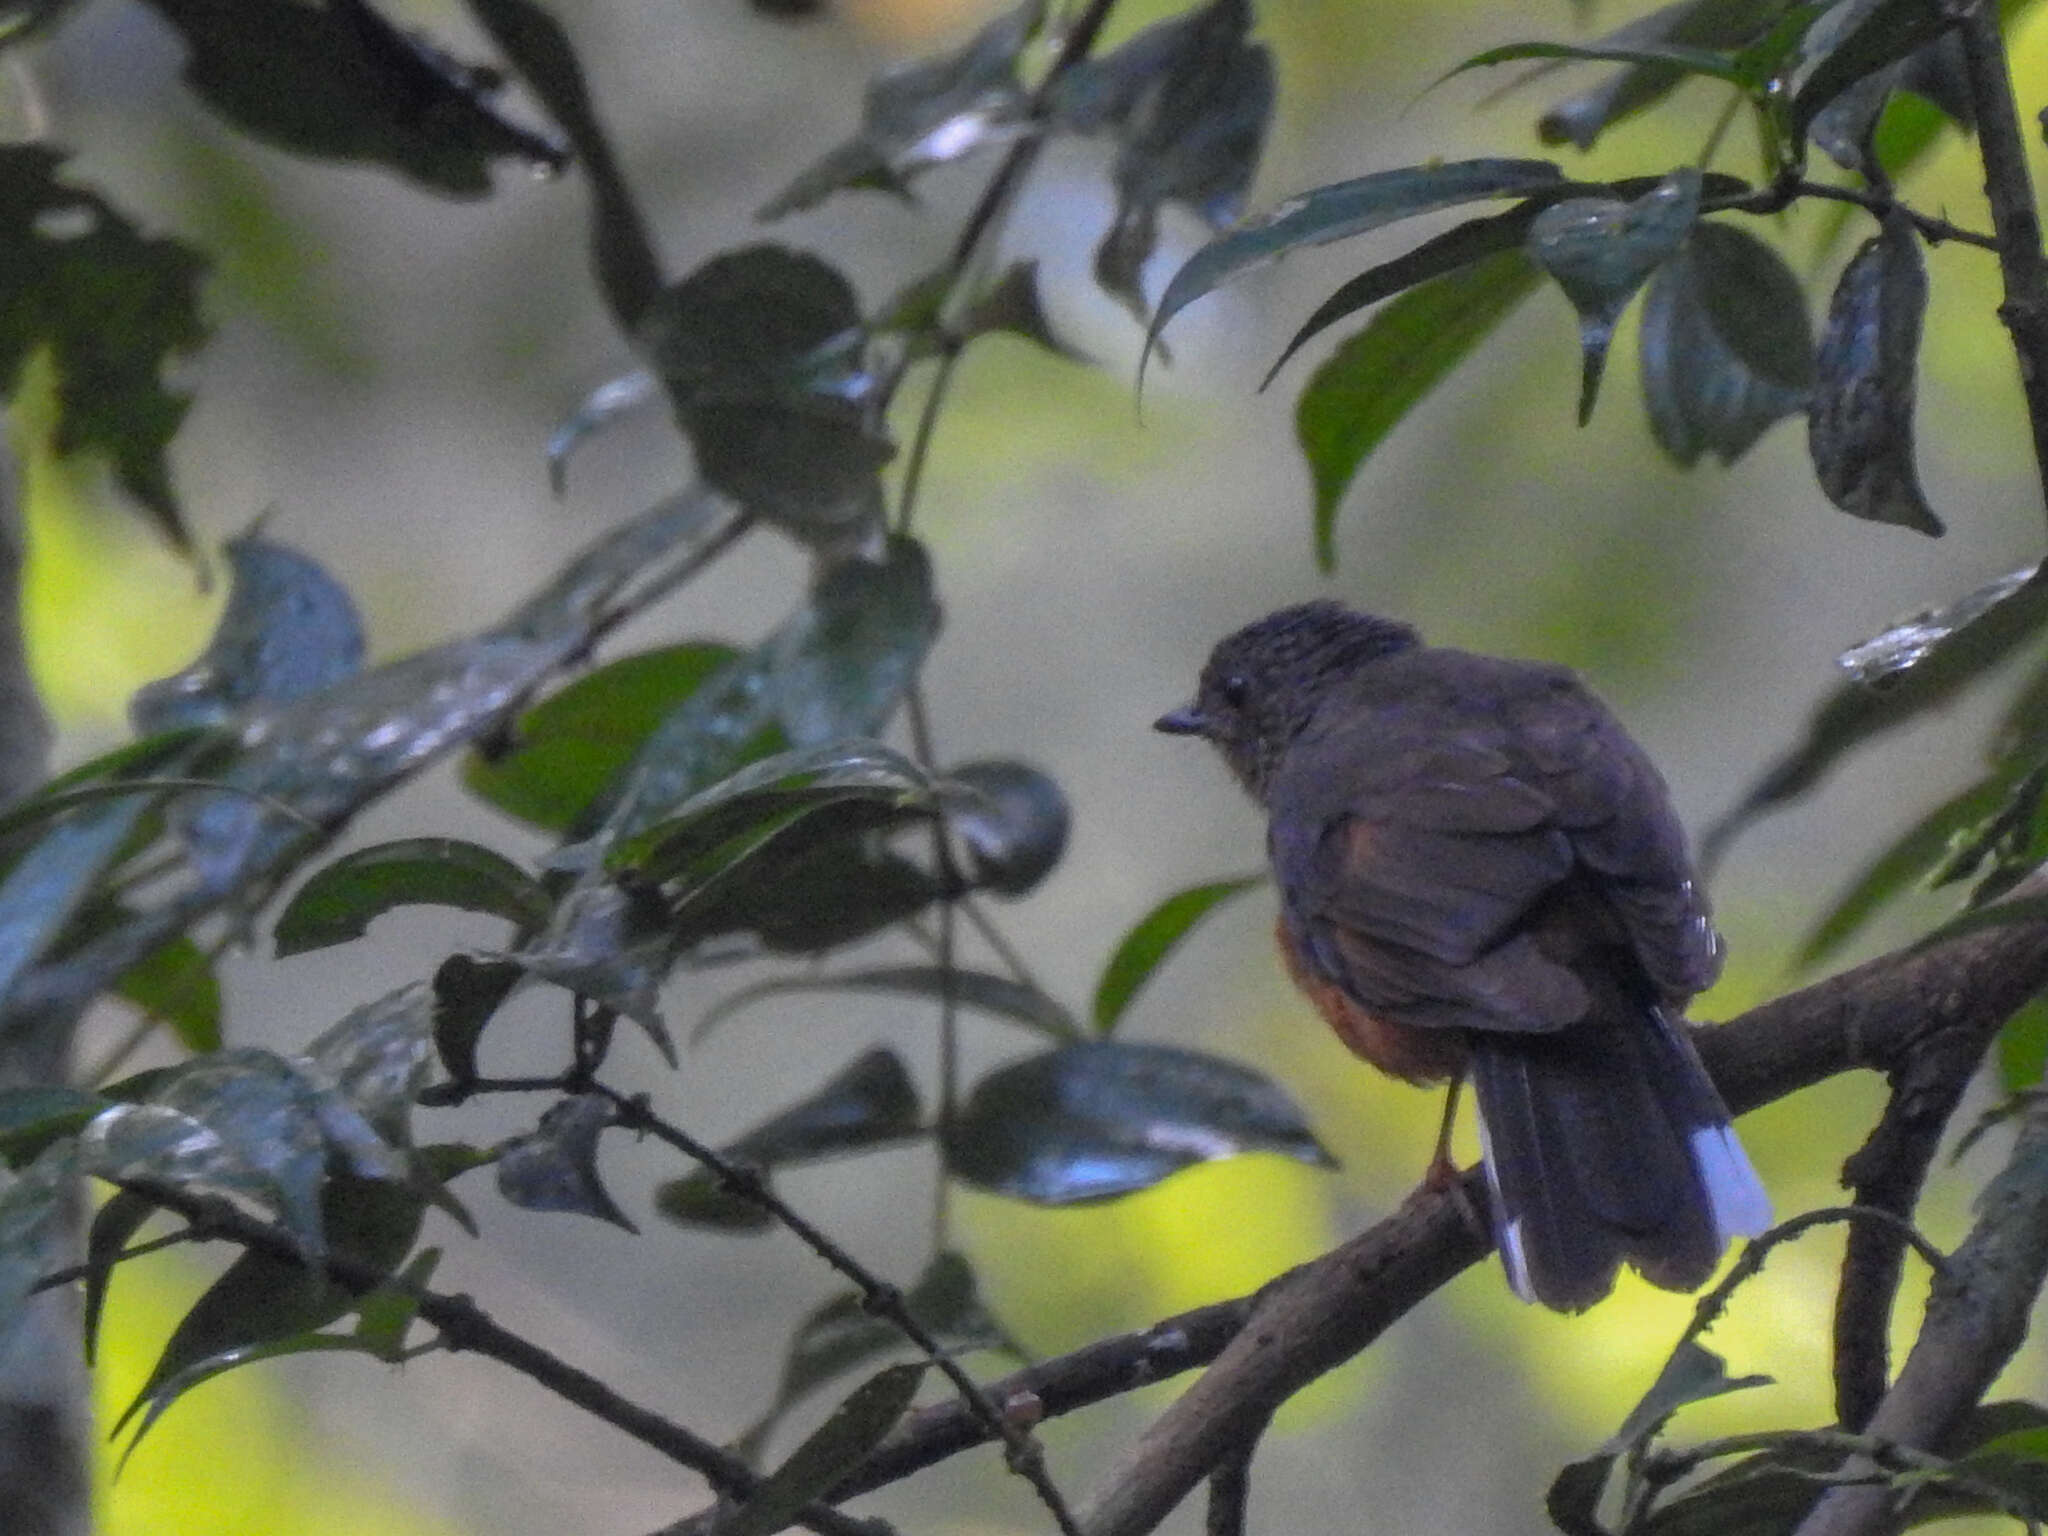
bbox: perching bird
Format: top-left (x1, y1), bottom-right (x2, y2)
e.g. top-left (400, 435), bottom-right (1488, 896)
top-left (1156, 601), bottom-right (1769, 1311)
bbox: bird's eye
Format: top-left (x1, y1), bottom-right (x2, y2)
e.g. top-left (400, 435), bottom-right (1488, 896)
top-left (1218, 674), bottom-right (1250, 709)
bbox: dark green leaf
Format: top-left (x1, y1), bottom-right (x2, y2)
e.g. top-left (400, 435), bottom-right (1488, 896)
top-left (760, 0), bottom-right (1038, 218)
top-left (112, 931), bottom-right (222, 1053)
top-left (1445, 37), bottom-right (1751, 88)
top-left (0, 1085), bottom-right (106, 1166)
top-left (505, 883), bottom-right (677, 1061)
top-left (695, 965), bottom-right (1079, 1045)
top-left (138, 0), bottom-right (566, 197)
top-left (653, 1173), bottom-right (774, 1231)
top-left (352, 1245), bottom-right (440, 1361)
top-left (941, 759), bottom-right (1070, 897)
top-left (545, 369), bottom-right (657, 496)
top-left (465, 0), bottom-right (661, 326)
top-left (1526, 168), bottom-right (1701, 424)
top-left (1809, 211), bottom-right (1940, 535)
top-left (1545, 1452), bottom-right (1615, 1536)
top-left (83, 1188), bottom-right (158, 1365)
top-left (1641, 221), bottom-right (1813, 467)
top-left (770, 537), bottom-right (939, 747)
top-left (430, 952), bottom-right (523, 1088)
top-left (1093, 874), bottom-right (1263, 1034)
top-left (130, 528), bottom-right (365, 734)
top-left (0, 146), bottom-right (207, 550)
top-left (713, 1363), bottom-right (926, 1536)
top-left (275, 837), bottom-right (552, 957)
top-left (943, 1040), bottom-right (1331, 1203)
top-left (496, 1093), bottom-right (637, 1231)
top-left (1791, 0), bottom-right (1956, 145)
top-left (462, 641), bottom-right (748, 835)
top-left (1999, 997), bottom-right (2048, 1093)
top-left (673, 837), bottom-right (940, 956)
top-left (1296, 249), bottom-right (1541, 571)
top-left (1149, 158), bottom-right (1562, 360)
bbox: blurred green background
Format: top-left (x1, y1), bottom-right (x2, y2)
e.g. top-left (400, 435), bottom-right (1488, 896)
top-left (13, 0), bottom-right (2048, 1529)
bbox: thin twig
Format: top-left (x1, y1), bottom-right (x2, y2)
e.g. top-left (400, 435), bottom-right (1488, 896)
top-left (31, 1227), bottom-right (204, 1294)
top-left (895, 341), bottom-right (962, 535)
top-left (902, 687), bottom-right (962, 1252)
top-left (1703, 175), bottom-right (1998, 250)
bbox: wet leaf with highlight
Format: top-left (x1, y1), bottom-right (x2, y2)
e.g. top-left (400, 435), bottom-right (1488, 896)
top-left (274, 837), bottom-right (552, 957)
top-left (496, 1093), bottom-right (637, 1231)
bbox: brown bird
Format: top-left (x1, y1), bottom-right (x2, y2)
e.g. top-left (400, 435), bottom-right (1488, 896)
top-left (1157, 602), bottom-right (1769, 1311)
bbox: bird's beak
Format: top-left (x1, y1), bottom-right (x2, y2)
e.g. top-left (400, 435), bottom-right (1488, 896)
top-left (1154, 704), bottom-right (1208, 736)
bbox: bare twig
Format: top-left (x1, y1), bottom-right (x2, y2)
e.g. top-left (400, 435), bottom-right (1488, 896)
top-left (1705, 177), bottom-right (1999, 251)
top-left (1202, 1408), bottom-right (1268, 1536)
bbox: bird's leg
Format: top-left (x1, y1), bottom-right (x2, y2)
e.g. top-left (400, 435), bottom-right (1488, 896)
top-left (1422, 1072), bottom-right (1487, 1239)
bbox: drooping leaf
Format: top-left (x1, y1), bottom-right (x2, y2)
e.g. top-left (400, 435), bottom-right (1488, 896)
top-left (545, 368), bottom-right (658, 495)
top-left (139, 0), bottom-right (567, 197)
top-left (465, 0), bottom-right (661, 326)
top-left (502, 882), bottom-right (677, 1061)
top-left (495, 1093), bottom-right (637, 1231)
top-left (759, 0), bottom-right (1039, 218)
top-left (943, 1040), bottom-right (1331, 1203)
top-left (694, 965), bottom-right (1079, 1045)
top-left (274, 837), bottom-right (552, 957)
top-left (130, 527), bottom-right (366, 734)
top-left (1809, 210), bottom-right (1941, 535)
top-left (654, 1048), bottom-right (924, 1230)
top-left (768, 536), bottom-right (940, 747)
top-left (1526, 167), bottom-right (1701, 423)
top-left (83, 1187), bottom-right (158, 1364)
top-left (1055, 0), bottom-right (1275, 320)
top-left (0, 1085), bottom-right (107, 1166)
top-left (671, 835), bottom-right (940, 956)
top-left (462, 641), bottom-right (749, 835)
top-left (1791, 0), bottom-right (1958, 146)
top-left (428, 952), bottom-right (523, 1087)
top-left (638, 245), bottom-right (892, 540)
top-left (1092, 874), bottom-right (1263, 1034)
top-left (0, 145), bottom-right (208, 550)
top-left (1296, 249), bottom-right (1542, 571)
top-left (940, 759), bottom-right (1070, 897)
top-left (712, 1363), bottom-right (926, 1536)
top-left (1640, 221), bottom-right (1813, 466)
top-left (352, 1244), bottom-right (440, 1361)
top-left (739, 1250), bottom-right (1016, 1456)
top-left (1149, 158), bottom-right (1563, 360)
top-left (1930, 762), bottom-right (2048, 905)
top-left (1444, 36), bottom-right (1752, 89)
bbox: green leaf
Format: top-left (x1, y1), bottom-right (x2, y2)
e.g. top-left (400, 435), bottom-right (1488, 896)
top-left (1296, 249), bottom-right (1541, 571)
top-left (465, 0), bottom-right (661, 326)
top-left (0, 145), bottom-right (208, 551)
top-left (1092, 874), bottom-right (1263, 1034)
top-left (1809, 211), bottom-right (1941, 535)
top-left (769, 537), bottom-right (940, 747)
top-left (496, 1093), bottom-right (637, 1232)
top-left (429, 952), bottom-right (523, 1088)
top-left (352, 1245), bottom-right (440, 1361)
top-left (1150, 157), bottom-right (1562, 361)
top-left (1526, 167), bottom-right (1701, 424)
top-left (130, 527), bottom-right (365, 734)
top-left (299, 982), bottom-right (436, 1149)
top-left (462, 641), bottom-right (748, 835)
top-left (940, 759), bottom-right (1070, 898)
top-left (112, 931), bottom-right (222, 1053)
top-left (1998, 996), bottom-right (2048, 1093)
top-left (672, 836), bottom-right (940, 956)
top-left (712, 1363), bottom-right (927, 1536)
top-left (1791, 0), bottom-right (1957, 146)
top-left (274, 837), bottom-right (552, 957)
top-left (0, 1144), bottom-right (79, 1342)
top-left (695, 965), bottom-right (1080, 1045)
top-left (1640, 221), bottom-right (1813, 467)
top-left (504, 883), bottom-right (677, 1062)
top-left (83, 1187), bottom-right (158, 1365)
top-left (1444, 37), bottom-right (1751, 88)
top-left (943, 1040), bottom-right (1332, 1203)
top-left (0, 1086), bottom-right (106, 1167)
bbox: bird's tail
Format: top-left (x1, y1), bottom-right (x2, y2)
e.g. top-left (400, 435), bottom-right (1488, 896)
top-left (1469, 1008), bottom-right (1770, 1313)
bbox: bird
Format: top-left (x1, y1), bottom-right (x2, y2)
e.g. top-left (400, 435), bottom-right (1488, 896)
top-left (1155, 601), bottom-right (1769, 1312)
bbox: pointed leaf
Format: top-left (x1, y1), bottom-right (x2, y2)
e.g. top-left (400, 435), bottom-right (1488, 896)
top-left (83, 1187), bottom-right (158, 1365)
top-left (1093, 874), bottom-right (1263, 1034)
top-left (496, 1093), bottom-right (637, 1231)
top-left (695, 965), bottom-right (1079, 1045)
top-left (546, 368), bottom-right (658, 496)
top-left (712, 1363), bottom-right (926, 1536)
top-left (352, 1244), bottom-right (440, 1361)
top-left (1150, 157), bottom-right (1563, 355)
top-left (131, 528), bottom-right (365, 734)
top-left (941, 759), bottom-right (1070, 897)
top-left (504, 883), bottom-right (677, 1061)
top-left (1612, 1341), bottom-right (1773, 1448)
top-left (1791, 0), bottom-right (1957, 145)
top-left (769, 537), bottom-right (939, 747)
top-left (274, 837), bottom-right (552, 957)
top-left (1810, 210), bottom-right (1941, 534)
top-left (1446, 37), bottom-right (1750, 87)
top-left (943, 1040), bottom-right (1332, 1203)
top-left (1841, 565), bottom-right (2036, 687)
top-left (429, 952), bottom-right (523, 1087)
top-left (299, 982), bottom-right (435, 1147)
top-left (1297, 248), bottom-right (1541, 571)
top-left (1526, 168), bottom-right (1701, 424)
top-left (673, 836), bottom-right (939, 956)
top-left (1641, 221), bottom-right (1813, 466)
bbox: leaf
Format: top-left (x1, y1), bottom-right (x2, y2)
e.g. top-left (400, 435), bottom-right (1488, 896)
top-left (739, 1250), bottom-right (1016, 1456)
top-left (1641, 221), bottom-right (1813, 467)
top-left (298, 982), bottom-right (436, 1148)
top-left (654, 1049), bottom-right (924, 1230)
top-left (1149, 157), bottom-right (1563, 360)
top-left (695, 965), bottom-right (1080, 1045)
top-left (503, 883), bottom-right (677, 1061)
top-left (495, 1093), bottom-right (637, 1232)
top-left (639, 245), bottom-right (892, 540)
top-left (1809, 210), bottom-right (1941, 535)
top-left (940, 759), bottom-right (1070, 897)
top-left (83, 1187), bottom-right (158, 1365)
top-left (545, 368), bottom-right (658, 495)
top-left (672, 836), bottom-right (940, 956)
top-left (942, 1040), bottom-right (1332, 1203)
top-left (1296, 249), bottom-right (1542, 571)
top-left (0, 145), bottom-right (208, 550)
top-left (1526, 167), bottom-right (1702, 424)
top-left (1840, 565), bottom-right (2037, 687)
top-left (712, 1363), bottom-right (926, 1536)
top-left (352, 1244), bottom-right (440, 1361)
top-left (429, 952), bottom-right (523, 1087)
top-left (138, 0), bottom-right (567, 197)
top-left (112, 930), bottom-right (222, 1053)
top-left (769, 536), bottom-right (940, 747)
top-left (1058, 0), bottom-right (1275, 320)
top-left (462, 641), bottom-right (749, 835)
top-left (1999, 996), bottom-right (2048, 1093)
top-left (1092, 874), bottom-right (1263, 1034)
top-left (1444, 36), bottom-right (1752, 88)
top-left (1702, 573), bottom-right (2048, 863)
top-left (464, 0), bottom-right (661, 326)
top-left (1791, 0), bottom-right (1958, 146)
top-left (274, 837), bottom-right (552, 957)
top-left (130, 527), bottom-right (366, 734)
top-left (0, 1085), bottom-right (107, 1166)
top-left (759, 0), bottom-right (1039, 219)
top-left (0, 1143), bottom-right (78, 1341)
